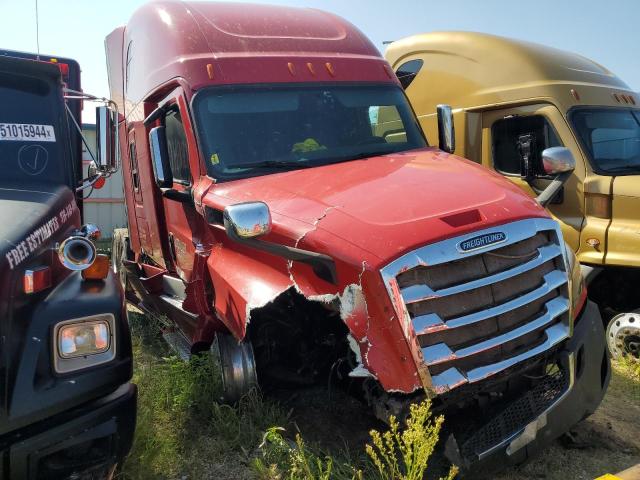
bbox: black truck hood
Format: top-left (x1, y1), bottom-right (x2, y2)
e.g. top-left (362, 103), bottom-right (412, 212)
top-left (0, 182), bottom-right (78, 273)
top-left (0, 182), bottom-right (80, 426)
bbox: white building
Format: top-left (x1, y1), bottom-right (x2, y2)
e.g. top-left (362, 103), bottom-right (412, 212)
top-left (81, 124), bottom-right (127, 238)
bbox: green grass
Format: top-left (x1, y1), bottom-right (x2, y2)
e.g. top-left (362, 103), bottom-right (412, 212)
top-left (119, 309), bottom-right (456, 480)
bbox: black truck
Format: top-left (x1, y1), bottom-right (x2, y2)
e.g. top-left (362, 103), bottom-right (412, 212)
top-left (0, 53), bottom-right (135, 478)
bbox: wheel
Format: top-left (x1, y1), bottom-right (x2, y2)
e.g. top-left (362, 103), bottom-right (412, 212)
top-left (212, 332), bottom-right (258, 403)
top-left (606, 310), bottom-right (640, 360)
top-left (111, 228), bottom-right (129, 292)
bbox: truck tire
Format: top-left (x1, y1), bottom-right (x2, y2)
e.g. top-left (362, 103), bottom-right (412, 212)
top-left (111, 228), bottom-right (130, 292)
top-left (212, 332), bottom-right (258, 403)
top-left (606, 310), bottom-right (640, 360)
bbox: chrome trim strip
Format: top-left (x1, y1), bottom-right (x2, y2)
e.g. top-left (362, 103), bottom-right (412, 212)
top-left (421, 297), bottom-right (569, 366)
top-left (430, 322), bottom-right (570, 393)
top-left (381, 218), bottom-right (561, 284)
top-left (412, 270), bottom-right (568, 334)
top-left (401, 244), bottom-right (563, 304)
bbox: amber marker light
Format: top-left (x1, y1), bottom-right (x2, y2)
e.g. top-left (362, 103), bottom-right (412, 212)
top-left (206, 63), bottom-right (215, 80)
top-left (24, 266), bottom-right (52, 294)
top-left (287, 62), bottom-right (296, 75)
top-left (81, 254), bottom-right (110, 281)
top-left (325, 62), bottom-right (335, 76)
top-left (306, 62), bottom-right (315, 75)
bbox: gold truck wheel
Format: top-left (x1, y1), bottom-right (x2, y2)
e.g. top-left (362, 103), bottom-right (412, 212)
top-left (606, 311), bottom-right (640, 360)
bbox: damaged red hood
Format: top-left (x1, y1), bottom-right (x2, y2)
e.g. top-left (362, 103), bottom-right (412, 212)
top-left (205, 147), bottom-right (549, 266)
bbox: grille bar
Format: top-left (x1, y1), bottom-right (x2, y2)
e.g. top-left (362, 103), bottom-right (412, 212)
top-left (431, 322), bottom-right (569, 393)
top-left (401, 244), bottom-right (563, 304)
top-left (413, 269), bottom-right (568, 334)
top-left (422, 297), bottom-right (568, 366)
top-left (380, 218), bottom-right (571, 394)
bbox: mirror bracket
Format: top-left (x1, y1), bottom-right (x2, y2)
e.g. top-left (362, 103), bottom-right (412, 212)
top-left (225, 226), bottom-right (338, 284)
top-left (221, 202), bottom-right (338, 284)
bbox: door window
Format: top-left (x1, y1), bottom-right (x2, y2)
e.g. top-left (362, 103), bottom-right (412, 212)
top-left (492, 115), bottom-right (561, 175)
top-left (164, 110), bottom-right (191, 184)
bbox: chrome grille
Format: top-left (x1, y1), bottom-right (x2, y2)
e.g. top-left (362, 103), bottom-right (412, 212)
top-left (381, 218), bottom-right (570, 394)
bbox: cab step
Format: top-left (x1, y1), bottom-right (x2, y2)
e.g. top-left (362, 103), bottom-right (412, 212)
top-left (162, 330), bottom-right (192, 361)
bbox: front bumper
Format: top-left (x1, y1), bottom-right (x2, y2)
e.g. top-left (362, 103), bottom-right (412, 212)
top-left (1, 383), bottom-right (136, 480)
top-left (449, 300), bottom-right (610, 474)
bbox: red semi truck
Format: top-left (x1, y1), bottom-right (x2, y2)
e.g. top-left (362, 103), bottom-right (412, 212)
top-left (106, 1), bottom-right (610, 471)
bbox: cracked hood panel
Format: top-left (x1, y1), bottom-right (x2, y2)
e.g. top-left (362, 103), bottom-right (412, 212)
top-left (206, 147), bottom-right (548, 264)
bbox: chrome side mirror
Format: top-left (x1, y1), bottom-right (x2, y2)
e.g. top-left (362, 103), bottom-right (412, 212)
top-left (223, 202), bottom-right (272, 239)
top-left (95, 106), bottom-right (119, 173)
top-left (149, 126), bottom-right (173, 188)
top-left (541, 147), bottom-right (576, 175)
top-left (437, 104), bottom-right (455, 154)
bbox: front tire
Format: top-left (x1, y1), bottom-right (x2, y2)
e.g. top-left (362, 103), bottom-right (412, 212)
top-left (212, 332), bottom-right (258, 403)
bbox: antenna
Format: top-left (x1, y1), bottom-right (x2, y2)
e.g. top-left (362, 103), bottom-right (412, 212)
top-left (35, 0), bottom-right (40, 59)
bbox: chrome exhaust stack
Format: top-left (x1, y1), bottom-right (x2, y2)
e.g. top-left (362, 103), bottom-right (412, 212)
top-left (57, 224), bottom-right (100, 271)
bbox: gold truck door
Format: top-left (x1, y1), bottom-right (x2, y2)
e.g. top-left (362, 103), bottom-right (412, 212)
top-left (606, 175), bottom-right (640, 268)
top-left (481, 104), bottom-right (586, 251)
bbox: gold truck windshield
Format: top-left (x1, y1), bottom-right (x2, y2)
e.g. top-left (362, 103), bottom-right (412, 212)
top-left (570, 108), bottom-right (640, 174)
top-left (0, 71), bottom-right (67, 185)
top-left (193, 84), bottom-right (427, 180)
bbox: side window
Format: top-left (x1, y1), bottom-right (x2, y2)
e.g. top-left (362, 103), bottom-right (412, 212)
top-left (492, 115), bottom-right (562, 175)
top-left (128, 140), bottom-right (140, 190)
top-left (369, 106), bottom-right (408, 143)
top-left (164, 110), bottom-right (191, 184)
top-left (395, 59), bottom-right (423, 90)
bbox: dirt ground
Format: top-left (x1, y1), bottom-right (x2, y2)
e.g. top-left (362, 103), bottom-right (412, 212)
top-left (495, 365), bottom-right (640, 480)
top-left (272, 365), bottom-right (640, 480)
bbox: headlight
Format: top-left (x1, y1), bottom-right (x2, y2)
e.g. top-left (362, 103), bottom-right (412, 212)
top-left (563, 242), bottom-right (586, 321)
top-left (53, 314), bottom-right (116, 373)
top-left (59, 321), bottom-right (110, 358)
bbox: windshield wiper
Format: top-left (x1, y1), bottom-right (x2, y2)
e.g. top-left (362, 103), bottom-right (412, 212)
top-left (230, 160), bottom-right (313, 170)
top-left (312, 149), bottom-right (398, 165)
top-left (229, 149), bottom-right (398, 172)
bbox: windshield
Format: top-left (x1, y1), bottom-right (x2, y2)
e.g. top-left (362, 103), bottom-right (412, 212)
top-left (0, 71), bottom-right (69, 186)
top-left (193, 84), bottom-right (427, 179)
top-left (570, 108), bottom-right (640, 175)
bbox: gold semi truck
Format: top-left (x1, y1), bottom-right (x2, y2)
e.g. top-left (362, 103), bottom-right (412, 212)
top-left (385, 32), bottom-right (640, 360)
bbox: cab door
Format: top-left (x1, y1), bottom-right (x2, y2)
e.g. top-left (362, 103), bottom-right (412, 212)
top-left (481, 104), bottom-right (587, 252)
top-left (155, 89), bottom-right (204, 283)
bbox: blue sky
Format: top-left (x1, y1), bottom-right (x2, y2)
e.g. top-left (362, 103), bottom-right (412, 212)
top-left (1, 0), bottom-right (638, 122)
